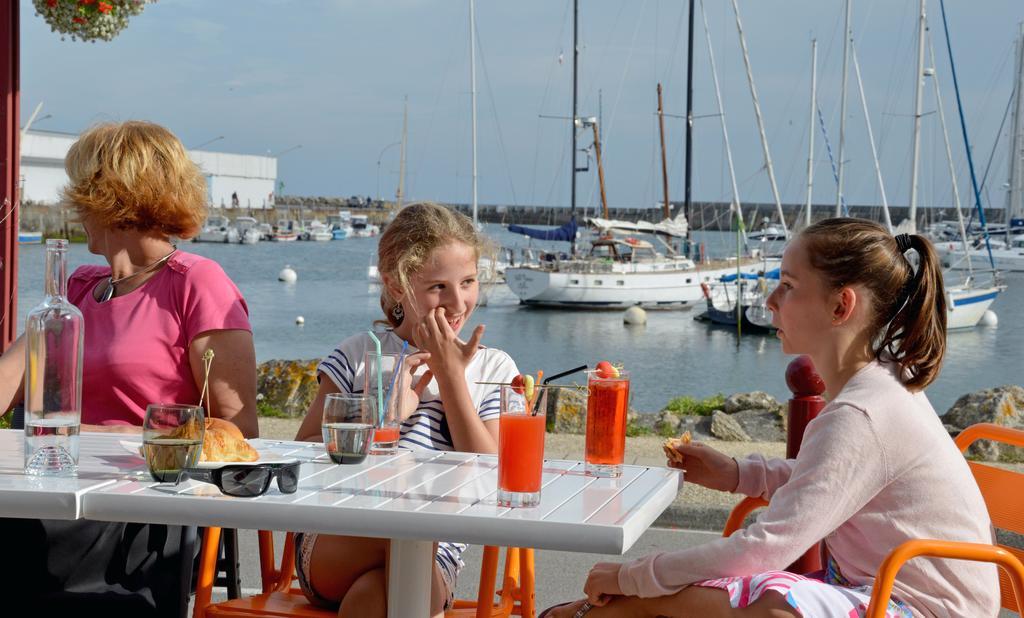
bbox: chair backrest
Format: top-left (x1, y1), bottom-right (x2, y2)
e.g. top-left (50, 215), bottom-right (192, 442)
top-left (954, 423), bottom-right (1024, 612)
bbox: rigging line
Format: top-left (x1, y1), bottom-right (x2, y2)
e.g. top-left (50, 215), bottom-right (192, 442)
top-left (816, 103), bottom-right (849, 216)
top-left (583, 0), bottom-right (649, 210)
top-left (406, 8), bottom-right (464, 201)
top-left (659, 2), bottom-right (689, 86)
top-left (474, 18), bottom-right (520, 206)
top-left (529, 0), bottom-right (573, 206)
top-left (937, 0), bottom-right (995, 269)
top-left (876, 1), bottom-right (916, 158)
top-left (976, 84), bottom-right (1015, 203)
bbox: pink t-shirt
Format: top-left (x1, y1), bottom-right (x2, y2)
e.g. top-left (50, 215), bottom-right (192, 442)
top-left (66, 251), bottom-right (251, 426)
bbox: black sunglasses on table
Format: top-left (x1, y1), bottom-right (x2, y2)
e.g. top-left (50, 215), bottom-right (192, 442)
top-left (185, 461), bottom-right (301, 497)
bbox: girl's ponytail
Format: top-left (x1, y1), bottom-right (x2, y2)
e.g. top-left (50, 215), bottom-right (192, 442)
top-left (880, 234), bottom-right (946, 390)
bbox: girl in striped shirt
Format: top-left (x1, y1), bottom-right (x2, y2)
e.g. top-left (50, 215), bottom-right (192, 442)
top-left (294, 202), bottom-right (518, 617)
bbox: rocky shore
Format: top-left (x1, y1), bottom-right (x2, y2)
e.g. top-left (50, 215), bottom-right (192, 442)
top-left (256, 359), bottom-right (1024, 463)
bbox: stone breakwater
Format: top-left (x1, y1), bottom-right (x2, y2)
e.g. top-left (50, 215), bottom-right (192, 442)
top-left (256, 360), bottom-right (1023, 462)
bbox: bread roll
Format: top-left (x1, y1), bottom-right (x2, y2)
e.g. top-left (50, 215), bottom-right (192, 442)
top-left (662, 430), bottom-right (692, 464)
top-left (200, 417), bottom-right (259, 462)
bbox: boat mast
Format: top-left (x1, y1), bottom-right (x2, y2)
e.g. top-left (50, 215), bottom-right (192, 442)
top-left (729, 0), bottom-right (787, 236)
top-left (1007, 23), bottom-right (1024, 223)
top-left (469, 0), bottom-right (478, 227)
top-left (684, 0), bottom-right (695, 232)
top-left (852, 41), bottom-right (892, 232)
top-left (937, 0), bottom-right (996, 269)
top-left (836, 0), bottom-right (851, 217)
top-left (929, 36), bottom-right (973, 276)
top-left (805, 39), bottom-right (816, 228)
top-left (591, 122), bottom-right (609, 219)
top-left (908, 0), bottom-right (927, 234)
top-left (657, 84), bottom-right (671, 220)
top-left (570, 0), bottom-right (579, 255)
top-left (700, 0), bottom-right (742, 240)
top-left (397, 97), bottom-right (408, 210)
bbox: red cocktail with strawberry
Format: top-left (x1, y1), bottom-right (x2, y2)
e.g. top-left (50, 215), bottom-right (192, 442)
top-left (585, 361), bottom-right (630, 477)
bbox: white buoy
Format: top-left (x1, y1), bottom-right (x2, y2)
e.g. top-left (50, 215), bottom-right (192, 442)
top-left (623, 306), bottom-right (647, 325)
top-left (980, 310), bottom-right (998, 327)
top-left (278, 265), bottom-right (297, 283)
top-left (295, 316), bottom-right (305, 325)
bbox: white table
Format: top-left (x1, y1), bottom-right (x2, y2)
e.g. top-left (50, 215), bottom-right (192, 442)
top-left (1, 431), bottom-right (682, 618)
top-left (0, 430), bottom-right (135, 519)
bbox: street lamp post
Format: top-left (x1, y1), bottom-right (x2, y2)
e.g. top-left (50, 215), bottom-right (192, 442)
top-left (376, 141), bottom-right (401, 203)
top-left (272, 144), bottom-right (302, 158)
top-left (191, 135), bottom-right (224, 150)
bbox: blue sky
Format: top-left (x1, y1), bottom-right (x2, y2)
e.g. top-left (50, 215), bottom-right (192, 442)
top-left (20, 0), bottom-right (1023, 212)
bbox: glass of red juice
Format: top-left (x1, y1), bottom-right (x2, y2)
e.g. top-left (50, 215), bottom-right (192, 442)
top-left (497, 384), bottom-right (548, 508)
top-left (585, 369), bottom-right (630, 477)
top-left (364, 351), bottom-right (403, 455)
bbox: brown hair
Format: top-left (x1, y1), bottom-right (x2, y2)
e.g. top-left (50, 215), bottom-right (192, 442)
top-left (377, 202), bottom-right (490, 328)
top-left (62, 121), bottom-right (208, 238)
top-left (799, 218), bottom-right (946, 390)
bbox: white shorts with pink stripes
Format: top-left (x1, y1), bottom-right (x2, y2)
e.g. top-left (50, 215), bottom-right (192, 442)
top-left (694, 570), bottom-right (913, 618)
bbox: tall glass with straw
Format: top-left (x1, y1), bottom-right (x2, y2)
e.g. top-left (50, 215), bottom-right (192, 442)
top-left (365, 332), bottom-right (405, 455)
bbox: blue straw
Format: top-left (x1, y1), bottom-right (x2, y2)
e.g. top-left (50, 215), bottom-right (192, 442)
top-left (367, 330), bottom-right (383, 425)
top-left (382, 340), bottom-right (410, 422)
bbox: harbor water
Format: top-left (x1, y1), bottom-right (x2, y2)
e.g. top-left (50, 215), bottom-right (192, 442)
top-left (16, 225), bottom-right (1024, 415)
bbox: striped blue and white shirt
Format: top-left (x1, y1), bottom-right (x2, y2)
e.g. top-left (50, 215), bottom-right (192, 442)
top-left (317, 329), bottom-right (519, 587)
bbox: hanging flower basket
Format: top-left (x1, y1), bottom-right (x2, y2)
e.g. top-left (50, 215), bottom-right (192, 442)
top-left (32, 0), bottom-right (153, 43)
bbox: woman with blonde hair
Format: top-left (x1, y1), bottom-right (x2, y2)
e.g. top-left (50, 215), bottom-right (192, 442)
top-left (0, 120), bottom-right (257, 614)
top-left (294, 202), bottom-right (519, 617)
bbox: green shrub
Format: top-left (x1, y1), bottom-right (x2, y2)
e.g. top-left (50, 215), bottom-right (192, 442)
top-left (625, 418), bottom-right (653, 437)
top-left (0, 413), bottom-right (10, 429)
top-left (256, 399), bottom-right (288, 418)
top-left (664, 393), bottom-right (725, 416)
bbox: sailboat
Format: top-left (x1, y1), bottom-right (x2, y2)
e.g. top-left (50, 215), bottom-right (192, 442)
top-left (935, 23), bottom-right (1024, 272)
top-left (503, 1), bottom-right (774, 310)
top-left (903, 0), bottom-right (1003, 329)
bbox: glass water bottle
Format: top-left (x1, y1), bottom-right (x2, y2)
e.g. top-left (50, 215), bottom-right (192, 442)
top-left (24, 239), bottom-right (84, 476)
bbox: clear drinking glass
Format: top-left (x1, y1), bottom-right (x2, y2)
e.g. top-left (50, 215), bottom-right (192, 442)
top-left (497, 385), bottom-right (549, 508)
top-left (24, 239), bottom-right (84, 476)
top-left (142, 404), bottom-right (205, 483)
top-left (363, 351), bottom-right (403, 455)
top-left (584, 369), bottom-right (631, 478)
top-left (322, 393), bottom-right (375, 464)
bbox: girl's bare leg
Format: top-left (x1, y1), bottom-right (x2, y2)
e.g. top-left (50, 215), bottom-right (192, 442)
top-left (545, 588), bottom-right (798, 618)
top-left (307, 535), bottom-right (450, 618)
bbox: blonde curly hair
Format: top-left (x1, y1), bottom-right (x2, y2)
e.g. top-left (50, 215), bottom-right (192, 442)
top-left (62, 121), bottom-right (208, 238)
top-left (378, 202), bottom-right (491, 327)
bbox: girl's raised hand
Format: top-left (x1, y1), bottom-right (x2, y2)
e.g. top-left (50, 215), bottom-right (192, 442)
top-left (414, 307), bottom-right (485, 377)
top-left (397, 351), bottom-right (432, 420)
top-left (667, 441), bottom-right (739, 493)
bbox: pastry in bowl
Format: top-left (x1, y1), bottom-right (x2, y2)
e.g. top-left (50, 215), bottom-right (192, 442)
top-left (662, 431), bottom-right (692, 464)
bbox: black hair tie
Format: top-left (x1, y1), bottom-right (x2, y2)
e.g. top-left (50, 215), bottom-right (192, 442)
top-left (894, 233), bottom-right (913, 253)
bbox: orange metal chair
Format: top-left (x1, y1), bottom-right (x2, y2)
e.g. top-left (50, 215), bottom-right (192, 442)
top-left (721, 422), bottom-right (1024, 617)
top-left (192, 527), bottom-right (536, 618)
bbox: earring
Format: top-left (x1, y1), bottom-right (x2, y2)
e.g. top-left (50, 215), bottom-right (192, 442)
top-left (391, 303), bottom-right (405, 322)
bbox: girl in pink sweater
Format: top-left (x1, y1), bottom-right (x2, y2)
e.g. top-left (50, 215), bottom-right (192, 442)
top-left (543, 219), bottom-right (999, 618)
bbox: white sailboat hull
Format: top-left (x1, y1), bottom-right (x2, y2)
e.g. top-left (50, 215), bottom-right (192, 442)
top-left (937, 244), bottom-right (1024, 272)
top-left (946, 285), bottom-right (1002, 330)
top-left (505, 261), bottom-right (775, 309)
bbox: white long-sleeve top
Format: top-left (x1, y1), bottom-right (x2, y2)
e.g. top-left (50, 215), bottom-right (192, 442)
top-left (618, 361), bottom-right (999, 617)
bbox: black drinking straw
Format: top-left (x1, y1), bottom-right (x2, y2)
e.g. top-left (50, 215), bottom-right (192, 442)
top-left (542, 364), bottom-right (589, 385)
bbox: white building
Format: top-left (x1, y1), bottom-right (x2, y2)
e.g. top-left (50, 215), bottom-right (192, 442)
top-left (20, 129), bottom-right (278, 209)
